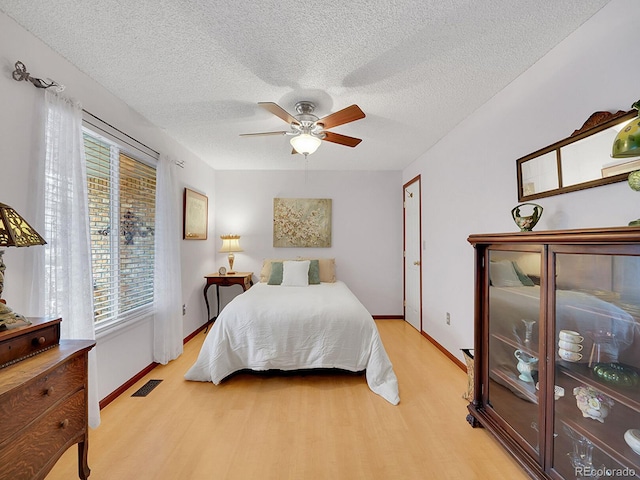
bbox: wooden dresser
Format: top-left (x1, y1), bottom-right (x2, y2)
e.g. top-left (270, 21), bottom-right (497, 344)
top-left (0, 317), bottom-right (95, 480)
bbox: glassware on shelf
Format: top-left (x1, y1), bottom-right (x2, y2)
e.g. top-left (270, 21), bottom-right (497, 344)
top-left (564, 425), bottom-right (605, 480)
top-left (531, 421), bottom-right (558, 453)
top-left (522, 318), bottom-right (536, 346)
top-left (588, 330), bottom-right (621, 366)
top-left (586, 321), bottom-right (634, 368)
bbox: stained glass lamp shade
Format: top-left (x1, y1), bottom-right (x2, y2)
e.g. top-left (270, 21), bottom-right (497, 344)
top-left (0, 203), bottom-right (47, 249)
top-left (0, 202), bottom-right (46, 329)
top-left (612, 100), bottom-right (640, 159)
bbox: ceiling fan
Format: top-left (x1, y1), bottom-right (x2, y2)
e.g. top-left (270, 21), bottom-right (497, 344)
top-left (240, 101), bottom-right (366, 157)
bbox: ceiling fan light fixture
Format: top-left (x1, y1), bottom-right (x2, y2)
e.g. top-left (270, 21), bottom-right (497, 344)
top-left (290, 133), bottom-right (322, 156)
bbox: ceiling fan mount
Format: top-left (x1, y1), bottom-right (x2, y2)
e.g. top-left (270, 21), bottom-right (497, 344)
top-left (294, 101), bottom-right (315, 115)
top-left (290, 101), bottom-right (323, 136)
top-left (240, 101), bottom-right (366, 157)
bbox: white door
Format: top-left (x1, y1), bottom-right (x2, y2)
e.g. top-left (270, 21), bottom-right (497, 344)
top-left (404, 177), bottom-right (422, 331)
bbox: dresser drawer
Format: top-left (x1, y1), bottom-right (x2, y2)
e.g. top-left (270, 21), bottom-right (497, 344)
top-left (0, 354), bottom-right (86, 443)
top-left (0, 322), bottom-right (60, 368)
top-left (0, 389), bottom-right (86, 480)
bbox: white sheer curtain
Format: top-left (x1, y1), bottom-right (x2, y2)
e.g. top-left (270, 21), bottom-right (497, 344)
top-left (153, 155), bottom-right (183, 363)
top-left (30, 89), bottom-right (100, 428)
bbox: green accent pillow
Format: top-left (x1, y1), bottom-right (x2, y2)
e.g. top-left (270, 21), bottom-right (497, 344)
top-left (512, 261), bottom-right (535, 286)
top-left (308, 259), bottom-right (320, 284)
top-left (267, 261), bottom-right (283, 285)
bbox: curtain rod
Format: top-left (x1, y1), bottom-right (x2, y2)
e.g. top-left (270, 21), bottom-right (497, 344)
top-left (82, 110), bottom-right (161, 158)
top-left (12, 60), bottom-right (184, 168)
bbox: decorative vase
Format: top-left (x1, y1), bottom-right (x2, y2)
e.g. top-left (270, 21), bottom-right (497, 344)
top-left (511, 203), bottom-right (543, 231)
top-left (624, 429), bottom-right (640, 455)
top-left (627, 171), bottom-right (640, 226)
top-left (514, 349), bottom-right (538, 383)
top-left (573, 385), bottom-right (614, 423)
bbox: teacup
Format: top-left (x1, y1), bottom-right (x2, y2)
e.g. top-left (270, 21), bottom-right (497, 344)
top-left (558, 340), bottom-right (583, 352)
top-left (558, 348), bottom-right (583, 362)
top-left (559, 330), bottom-right (584, 343)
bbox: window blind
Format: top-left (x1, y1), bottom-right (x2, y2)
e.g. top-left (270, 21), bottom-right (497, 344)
top-left (84, 131), bottom-right (156, 327)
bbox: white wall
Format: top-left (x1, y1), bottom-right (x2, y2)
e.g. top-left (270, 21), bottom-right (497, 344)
top-left (402, 0), bottom-right (640, 361)
top-left (0, 12), bottom-right (217, 400)
top-left (213, 170), bottom-right (403, 315)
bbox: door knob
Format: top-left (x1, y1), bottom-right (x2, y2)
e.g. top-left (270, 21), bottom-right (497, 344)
top-left (413, 260), bottom-right (420, 266)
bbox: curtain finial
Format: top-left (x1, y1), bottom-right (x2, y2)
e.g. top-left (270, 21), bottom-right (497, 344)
top-left (12, 60), bottom-right (65, 92)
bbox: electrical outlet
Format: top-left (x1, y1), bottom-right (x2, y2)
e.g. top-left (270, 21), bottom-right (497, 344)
top-left (446, 312), bottom-right (451, 325)
top-left (182, 304), bottom-right (186, 316)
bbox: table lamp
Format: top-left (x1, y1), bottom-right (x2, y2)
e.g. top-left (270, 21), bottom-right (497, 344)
top-left (219, 234), bottom-right (242, 274)
top-left (0, 202), bottom-right (47, 329)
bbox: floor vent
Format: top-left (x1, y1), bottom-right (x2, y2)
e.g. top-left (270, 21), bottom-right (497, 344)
top-left (131, 379), bottom-right (163, 397)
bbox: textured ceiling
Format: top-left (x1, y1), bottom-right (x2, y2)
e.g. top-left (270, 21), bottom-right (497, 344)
top-left (0, 0), bottom-right (611, 171)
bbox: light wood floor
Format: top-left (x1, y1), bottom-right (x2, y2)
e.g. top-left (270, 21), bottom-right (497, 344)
top-left (47, 320), bottom-right (529, 480)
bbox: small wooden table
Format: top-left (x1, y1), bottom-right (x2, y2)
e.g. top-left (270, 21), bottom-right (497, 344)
top-left (203, 272), bottom-right (253, 326)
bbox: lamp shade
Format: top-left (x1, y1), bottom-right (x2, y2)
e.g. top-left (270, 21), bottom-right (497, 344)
top-left (612, 100), bottom-right (640, 158)
top-left (219, 234), bottom-right (242, 253)
top-left (290, 133), bottom-right (322, 156)
top-left (0, 203), bottom-right (46, 247)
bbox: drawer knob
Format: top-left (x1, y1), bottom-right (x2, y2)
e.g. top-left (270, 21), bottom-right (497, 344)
top-left (32, 336), bottom-right (46, 346)
top-left (60, 419), bottom-right (69, 429)
top-left (45, 386), bottom-right (55, 396)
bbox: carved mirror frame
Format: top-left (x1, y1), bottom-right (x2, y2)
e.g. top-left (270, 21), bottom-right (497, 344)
top-left (516, 109), bottom-right (638, 202)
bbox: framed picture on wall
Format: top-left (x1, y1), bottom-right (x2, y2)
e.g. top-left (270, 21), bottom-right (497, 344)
top-left (273, 198), bottom-right (332, 247)
top-left (183, 188), bottom-right (208, 240)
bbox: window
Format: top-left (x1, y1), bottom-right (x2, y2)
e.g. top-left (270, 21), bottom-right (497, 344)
top-left (83, 127), bottom-right (157, 329)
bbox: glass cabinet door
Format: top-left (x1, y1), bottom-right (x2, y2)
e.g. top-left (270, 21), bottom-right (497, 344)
top-left (487, 249), bottom-right (542, 457)
top-left (552, 251), bottom-right (640, 479)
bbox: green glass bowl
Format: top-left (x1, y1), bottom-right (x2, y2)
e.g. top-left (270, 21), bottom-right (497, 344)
top-left (593, 363), bottom-right (640, 387)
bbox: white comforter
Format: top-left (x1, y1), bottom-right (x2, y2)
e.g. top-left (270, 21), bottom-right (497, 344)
top-left (184, 281), bottom-right (400, 405)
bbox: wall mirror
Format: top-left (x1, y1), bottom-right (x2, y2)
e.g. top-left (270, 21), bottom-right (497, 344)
top-left (517, 109), bottom-right (638, 201)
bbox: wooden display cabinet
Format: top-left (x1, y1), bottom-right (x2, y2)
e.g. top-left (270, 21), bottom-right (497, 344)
top-left (467, 227), bottom-right (640, 479)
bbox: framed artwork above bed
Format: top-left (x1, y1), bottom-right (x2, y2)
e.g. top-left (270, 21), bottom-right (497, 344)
top-left (273, 198), bottom-right (331, 248)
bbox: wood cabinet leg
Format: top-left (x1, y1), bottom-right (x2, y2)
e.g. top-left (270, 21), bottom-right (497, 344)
top-left (78, 439), bottom-right (91, 479)
top-left (466, 413), bottom-right (482, 428)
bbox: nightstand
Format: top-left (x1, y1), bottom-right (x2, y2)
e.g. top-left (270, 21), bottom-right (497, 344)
top-left (203, 272), bottom-right (253, 326)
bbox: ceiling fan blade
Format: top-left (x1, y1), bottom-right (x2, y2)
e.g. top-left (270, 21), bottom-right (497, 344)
top-left (239, 131), bottom-right (289, 137)
top-left (317, 104), bottom-right (365, 129)
top-left (322, 131), bottom-right (362, 147)
top-left (258, 102), bottom-right (300, 125)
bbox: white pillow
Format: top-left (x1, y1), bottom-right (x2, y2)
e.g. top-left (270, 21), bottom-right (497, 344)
top-left (490, 260), bottom-right (523, 287)
top-left (281, 260), bottom-right (310, 286)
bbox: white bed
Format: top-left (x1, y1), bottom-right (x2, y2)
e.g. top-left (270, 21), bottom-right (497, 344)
top-left (184, 280), bottom-right (400, 405)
